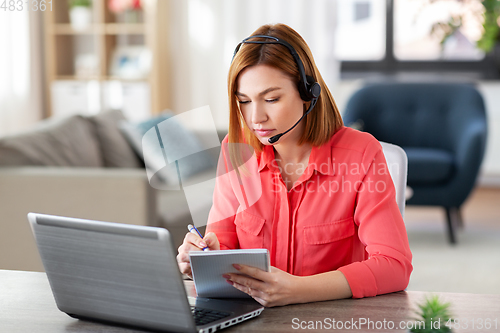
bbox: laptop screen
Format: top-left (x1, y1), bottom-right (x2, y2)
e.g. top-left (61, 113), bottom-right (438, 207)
top-left (29, 213), bottom-right (196, 333)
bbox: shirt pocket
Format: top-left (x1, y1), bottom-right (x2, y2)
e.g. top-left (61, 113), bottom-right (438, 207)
top-left (234, 210), bottom-right (265, 249)
top-left (301, 217), bottom-right (355, 275)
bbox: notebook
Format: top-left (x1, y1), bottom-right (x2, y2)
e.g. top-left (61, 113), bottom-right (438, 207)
top-left (28, 213), bottom-right (264, 333)
top-left (190, 249), bottom-right (270, 298)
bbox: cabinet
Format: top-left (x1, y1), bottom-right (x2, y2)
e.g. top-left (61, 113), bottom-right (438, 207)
top-left (43, 0), bottom-right (169, 119)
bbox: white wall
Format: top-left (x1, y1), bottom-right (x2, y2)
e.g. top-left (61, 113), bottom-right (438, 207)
top-left (166, 0), bottom-right (339, 130)
top-left (476, 83), bottom-right (500, 183)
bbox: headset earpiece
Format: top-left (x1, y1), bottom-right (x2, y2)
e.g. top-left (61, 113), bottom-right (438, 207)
top-left (309, 78), bottom-right (321, 99)
top-left (299, 75), bottom-right (321, 102)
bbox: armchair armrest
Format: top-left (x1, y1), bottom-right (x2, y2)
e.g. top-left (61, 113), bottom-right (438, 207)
top-left (0, 167), bottom-right (157, 272)
top-left (445, 120), bottom-right (488, 205)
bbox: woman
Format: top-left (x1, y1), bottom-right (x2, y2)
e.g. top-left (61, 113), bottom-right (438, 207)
top-left (177, 23), bottom-right (412, 307)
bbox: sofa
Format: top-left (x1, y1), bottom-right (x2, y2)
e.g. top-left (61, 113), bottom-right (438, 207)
top-left (0, 110), bottom-right (225, 272)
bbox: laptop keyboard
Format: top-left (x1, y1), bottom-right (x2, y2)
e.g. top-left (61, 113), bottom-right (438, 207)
top-left (191, 307), bottom-right (231, 326)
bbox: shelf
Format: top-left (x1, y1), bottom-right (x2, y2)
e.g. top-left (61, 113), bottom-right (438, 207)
top-left (50, 24), bottom-right (145, 35)
top-left (44, 0), bottom-right (170, 117)
top-left (50, 24), bottom-right (104, 35)
top-left (105, 24), bottom-right (145, 34)
top-left (55, 75), bottom-right (102, 81)
top-left (105, 76), bottom-right (149, 81)
top-left (54, 75), bottom-right (149, 82)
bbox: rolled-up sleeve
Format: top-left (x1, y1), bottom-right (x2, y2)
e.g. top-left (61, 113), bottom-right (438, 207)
top-left (337, 141), bottom-right (413, 298)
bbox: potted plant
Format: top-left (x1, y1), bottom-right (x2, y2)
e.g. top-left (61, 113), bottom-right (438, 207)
top-left (430, 0), bottom-right (500, 67)
top-left (108, 0), bottom-right (143, 23)
top-left (476, 0), bottom-right (500, 53)
top-left (409, 295), bottom-right (453, 333)
top-left (68, 0), bottom-right (92, 31)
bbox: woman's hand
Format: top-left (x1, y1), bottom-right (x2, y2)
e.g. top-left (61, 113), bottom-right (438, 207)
top-left (177, 231), bottom-right (220, 278)
top-left (223, 264), bottom-right (300, 307)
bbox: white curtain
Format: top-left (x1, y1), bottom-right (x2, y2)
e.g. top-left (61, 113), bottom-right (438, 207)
top-left (168, 0), bottom-right (339, 129)
top-left (0, 10), bottom-right (43, 136)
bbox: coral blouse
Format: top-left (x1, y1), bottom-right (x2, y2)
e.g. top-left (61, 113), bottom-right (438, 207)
top-left (206, 126), bottom-right (413, 298)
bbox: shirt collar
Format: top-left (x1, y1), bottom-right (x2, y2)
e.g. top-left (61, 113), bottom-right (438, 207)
top-left (308, 135), bottom-right (335, 176)
top-left (257, 129), bottom-right (340, 176)
top-left (257, 144), bottom-right (276, 172)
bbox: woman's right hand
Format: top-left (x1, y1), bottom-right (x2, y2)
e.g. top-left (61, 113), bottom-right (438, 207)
top-left (177, 231), bottom-right (220, 279)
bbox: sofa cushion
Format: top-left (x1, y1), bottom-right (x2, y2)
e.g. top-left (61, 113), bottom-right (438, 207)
top-left (404, 147), bottom-right (455, 185)
top-left (0, 115), bottom-right (103, 167)
top-left (88, 110), bottom-right (143, 168)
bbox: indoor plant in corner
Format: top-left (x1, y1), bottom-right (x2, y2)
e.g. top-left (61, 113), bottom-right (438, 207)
top-left (69, 0), bottom-right (92, 31)
top-left (431, 0), bottom-right (500, 71)
top-left (477, 0), bottom-right (500, 72)
top-left (476, 0), bottom-right (500, 53)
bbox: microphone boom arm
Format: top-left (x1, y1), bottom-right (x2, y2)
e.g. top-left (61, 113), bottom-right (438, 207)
top-left (268, 97), bottom-right (318, 144)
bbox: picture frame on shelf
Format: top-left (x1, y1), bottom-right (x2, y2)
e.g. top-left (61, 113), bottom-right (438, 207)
top-left (109, 45), bottom-right (151, 79)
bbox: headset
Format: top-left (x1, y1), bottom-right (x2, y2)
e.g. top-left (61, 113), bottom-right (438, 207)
top-left (232, 35), bottom-right (321, 144)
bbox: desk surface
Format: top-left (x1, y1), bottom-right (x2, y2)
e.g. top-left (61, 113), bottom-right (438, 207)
top-left (1, 270), bottom-right (499, 333)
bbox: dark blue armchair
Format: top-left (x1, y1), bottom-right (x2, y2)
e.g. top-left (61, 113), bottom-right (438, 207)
top-left (343, 83), bottom-right (488, 244)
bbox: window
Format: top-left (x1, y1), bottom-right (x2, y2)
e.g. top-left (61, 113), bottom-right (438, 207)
top-left (334, 0), bottom-right (386, 61)
top-left (337, 0), bottom-right (495, 79)
top-left (394, 0), bottom-right (484, 60)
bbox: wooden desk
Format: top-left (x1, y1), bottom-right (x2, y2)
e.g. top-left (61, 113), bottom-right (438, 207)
top-left (1, 270), bottom-right (499, 332)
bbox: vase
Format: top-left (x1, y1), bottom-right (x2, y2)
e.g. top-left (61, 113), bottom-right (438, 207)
top-left (69, 7), bottom-right (92, 31)
top-left (115, 10), bottom-right (143, 24)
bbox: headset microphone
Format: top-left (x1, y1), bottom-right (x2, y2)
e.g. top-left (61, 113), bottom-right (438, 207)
top-left (232, 35), bottom-right (321, 144)
top-left (268, 97), bottom-right (318, 144)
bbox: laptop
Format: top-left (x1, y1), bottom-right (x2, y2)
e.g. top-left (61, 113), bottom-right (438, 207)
top-left (28, 213), bottom-right (264, 333)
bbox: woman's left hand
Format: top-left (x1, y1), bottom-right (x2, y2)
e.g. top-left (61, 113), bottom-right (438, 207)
top-left (223, 264), bottom-right (300, 307)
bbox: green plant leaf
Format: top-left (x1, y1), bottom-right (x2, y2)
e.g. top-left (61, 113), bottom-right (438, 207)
top-left (409, 295), bottom-right (453, 333)
top-left (68, 0), bottom-right (92, 8)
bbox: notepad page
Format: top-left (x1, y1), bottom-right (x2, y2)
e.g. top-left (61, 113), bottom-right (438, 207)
top-left (189, 249), bottom-right (269, 298)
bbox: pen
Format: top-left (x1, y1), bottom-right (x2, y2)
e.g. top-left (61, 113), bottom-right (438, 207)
top-left (187, 224), bottom-right (209, 251)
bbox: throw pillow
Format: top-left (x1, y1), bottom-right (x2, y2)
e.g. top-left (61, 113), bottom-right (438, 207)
top-left (0, 115), bottom-right (103, 167)
top-left (88, 109), bottom-right (143, 168)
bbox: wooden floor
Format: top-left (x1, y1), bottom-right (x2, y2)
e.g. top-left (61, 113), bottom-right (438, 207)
top-left (404, 187), bottom-right (500, 294)
top-left (404, 187), bottom-right (500, 230)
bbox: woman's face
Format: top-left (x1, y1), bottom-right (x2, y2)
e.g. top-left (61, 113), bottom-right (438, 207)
top-left (236, 64), bottom-right (305, 146)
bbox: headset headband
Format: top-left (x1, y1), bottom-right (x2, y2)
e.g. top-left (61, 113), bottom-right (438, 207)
top-left (232, 35), bottom-right (309, 92)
